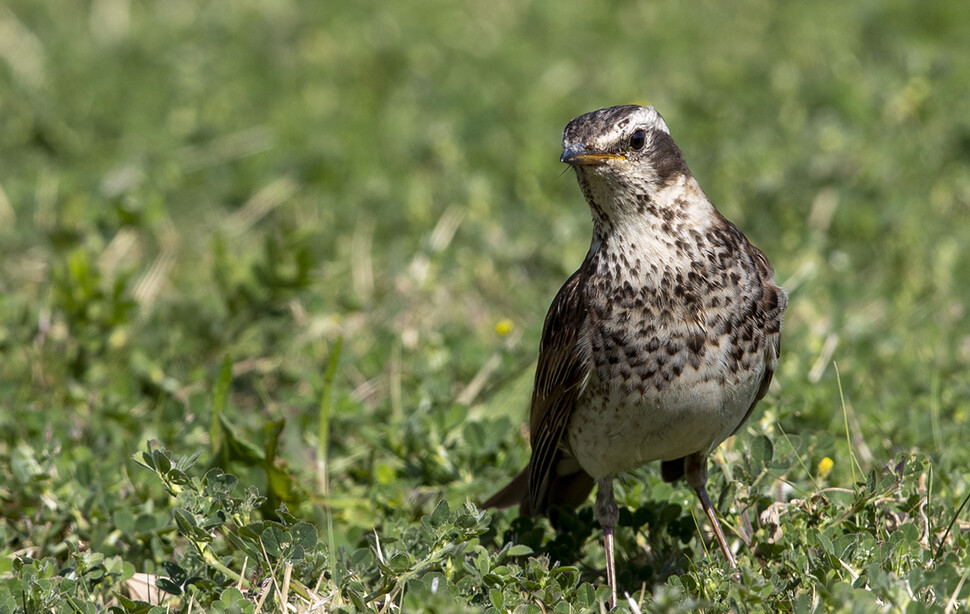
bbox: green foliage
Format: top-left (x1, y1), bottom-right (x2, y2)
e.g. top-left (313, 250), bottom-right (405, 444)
top-left (1, 0), bottom-right (970, 611)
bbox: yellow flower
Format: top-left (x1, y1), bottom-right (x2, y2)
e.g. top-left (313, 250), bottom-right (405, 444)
top-left (817, 456), bottom-right (834, 479)
top-left (494, 318), bottom-right (514, 337)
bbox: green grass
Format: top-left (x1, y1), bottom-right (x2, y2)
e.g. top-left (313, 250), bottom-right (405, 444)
top-left (2, 0), bottom-right (970, 611)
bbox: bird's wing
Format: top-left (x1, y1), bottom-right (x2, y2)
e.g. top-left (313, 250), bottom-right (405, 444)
top-left (528, 267), bottom-right (593, 514)
top-left (750, 246), bottom-right (787, 383)
top-left (731, 245), bottom-right (789, 434)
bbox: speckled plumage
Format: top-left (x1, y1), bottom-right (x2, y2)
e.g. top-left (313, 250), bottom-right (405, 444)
top-left (484, 105), bottom-right (787, 606)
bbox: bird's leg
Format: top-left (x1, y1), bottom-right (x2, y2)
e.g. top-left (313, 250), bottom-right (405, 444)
top-left (685, 453), bottom-right (737, 568)
top-left (594, 477), bottom-right (619, 609)
top-left (695, 481), bottom-right (737, 568)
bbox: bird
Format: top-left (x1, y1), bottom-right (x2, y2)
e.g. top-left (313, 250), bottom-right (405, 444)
top-left (483, 105), bottom-right (787, 608)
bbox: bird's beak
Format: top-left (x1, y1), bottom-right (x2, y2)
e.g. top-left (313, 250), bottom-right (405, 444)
top-left (560, 143), bottom-right (624, 166)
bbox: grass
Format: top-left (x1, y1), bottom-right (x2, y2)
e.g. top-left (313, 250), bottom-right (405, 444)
top-left (1, 0), bottom-right (970, 611)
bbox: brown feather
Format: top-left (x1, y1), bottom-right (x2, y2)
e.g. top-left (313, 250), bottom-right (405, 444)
top-left (526, 265), bottom-right (593, 513)
top-left (481, 466), bottom-right (529, 511)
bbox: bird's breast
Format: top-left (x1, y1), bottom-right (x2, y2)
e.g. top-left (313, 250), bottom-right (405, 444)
top-left (565, 240), bottom-right (776, 478)
top-left (566, 311), bottom-right (768, 478)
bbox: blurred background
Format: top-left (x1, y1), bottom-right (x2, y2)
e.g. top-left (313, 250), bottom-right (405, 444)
top-left (1, 0), bottom-right (969, 608)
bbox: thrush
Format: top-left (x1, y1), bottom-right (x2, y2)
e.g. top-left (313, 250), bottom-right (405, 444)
top-left (483, 105), bottom-right (787, 608)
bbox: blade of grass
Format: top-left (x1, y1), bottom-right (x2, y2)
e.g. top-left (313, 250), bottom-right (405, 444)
top-left (280, 562), bottom-right (293, 610)
top-left (930, 370), bottom-right (943, 453)
top-left (318, 337), bottom-right (342, 494)
top-left (210, 354), bottom-right (232, 454)
top-left (319, 336), bottom-right (343, 610)
top-left (833, 362), bottom-right (862, 484)
top-left (777, 423), bottom-right (818, 494)
top-left (935, 489), bottom-right (970, 562)
top-left (945, 557), bottom-right (970, 614)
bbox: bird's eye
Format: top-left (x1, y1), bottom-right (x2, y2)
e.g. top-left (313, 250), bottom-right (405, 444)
top-left (629, 129), bottom-right (646, 151)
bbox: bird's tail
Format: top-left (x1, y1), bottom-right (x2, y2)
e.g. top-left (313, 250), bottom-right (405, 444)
top-left (482, 466), bottom-right (532, 514)
top-left (482, 458), bottom-right (595, 517)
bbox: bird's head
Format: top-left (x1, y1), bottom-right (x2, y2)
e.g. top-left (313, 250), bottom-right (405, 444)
top-left (561, 105), bottom-right (693, 226)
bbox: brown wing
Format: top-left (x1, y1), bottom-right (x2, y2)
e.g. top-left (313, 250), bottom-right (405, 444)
top-left (527, 266), bottom-right (594, 514)
top-left (481, 265), bottom-right (595, 514)
top-left (731, 243), bottom-right (788, 434)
